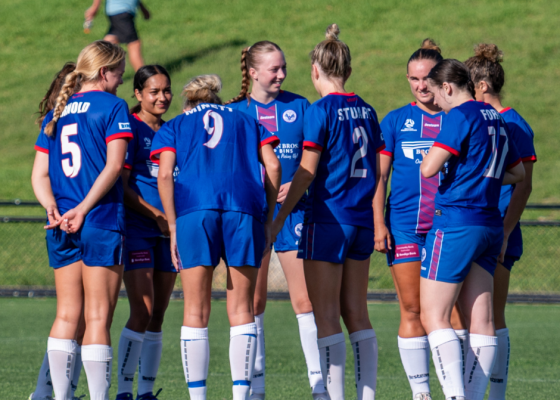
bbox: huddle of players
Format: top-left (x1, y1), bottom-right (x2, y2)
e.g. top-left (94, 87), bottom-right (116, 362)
top-left (28, 23), bottom-right (534, 400)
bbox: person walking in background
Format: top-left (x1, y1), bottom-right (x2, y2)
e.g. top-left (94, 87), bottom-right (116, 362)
top-left (85, 0), bottom-right (150, 71)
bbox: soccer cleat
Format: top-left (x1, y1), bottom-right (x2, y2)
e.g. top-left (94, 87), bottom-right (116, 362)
top-left (413, 394), bottom-right (432, 400)
top-left (312, 393), bottom-right (330, 400)
top-left (136, 389), bottom-right (162, 400)
top-left (115, 393), bottom-right (134, 400)
top-left (72, 396), bottom-right (86, 400)
top-left (249, 393), bottom-right (265, 400)
top-left (28, 394), bottom-right (53, 400)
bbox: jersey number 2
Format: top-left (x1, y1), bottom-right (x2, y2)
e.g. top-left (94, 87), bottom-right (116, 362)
top-left (203, 110), bottom-right (223, 149)
top-left (350, 126), bottom-right (368, 178)
top-left (61, 123), bottom-right (82, 178)
top-left (483, 126), bottom-right (508, 179)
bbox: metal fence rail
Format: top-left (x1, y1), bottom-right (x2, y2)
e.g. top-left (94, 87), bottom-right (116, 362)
top-left (2, 200), bottom-right (560, 302)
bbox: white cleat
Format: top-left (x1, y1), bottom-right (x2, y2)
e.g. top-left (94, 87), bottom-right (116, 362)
top-left (413, 394), bottom-right (432, 400)
top-left (249, 393), bottom-right (265, 400)
top-left (312, 393), bottom-right (330, 400)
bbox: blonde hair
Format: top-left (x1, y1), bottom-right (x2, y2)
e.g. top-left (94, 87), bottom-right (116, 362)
top-left (225, 41), bottom-right (283, 105)
top-left (182, 74), bottom-right (223, 109)
top-left (44, 41), bottom-right (126, 136)
top-left (310, 24), bottom-right (351, 79)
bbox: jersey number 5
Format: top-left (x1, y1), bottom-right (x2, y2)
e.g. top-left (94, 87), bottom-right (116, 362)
top-left (350, 126), bottom-right (368, 178)
top-left (203, 110), bottom-right (223, 149)
top-left (483, 126), bottom-right (508, 179)
top-left (61, 123), bottom-right (82, 178)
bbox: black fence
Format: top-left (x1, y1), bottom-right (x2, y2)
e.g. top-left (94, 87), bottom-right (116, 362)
top-left (2, 200), bottom-right (559, 303)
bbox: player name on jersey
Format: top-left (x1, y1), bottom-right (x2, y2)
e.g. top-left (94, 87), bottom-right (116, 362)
top-left (337, 106), bottom-right (376, 121)
top-left (60, 101), bottom-right (90, 117)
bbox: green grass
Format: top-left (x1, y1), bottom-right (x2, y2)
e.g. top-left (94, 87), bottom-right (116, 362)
top-left (0, 0), bottom-right (559, 203)
top-left (1, 298), bottom-right (559, 399)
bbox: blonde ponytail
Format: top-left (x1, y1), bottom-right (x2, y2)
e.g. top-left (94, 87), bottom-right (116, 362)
top-left (310, 23), bottom-right (351, 79)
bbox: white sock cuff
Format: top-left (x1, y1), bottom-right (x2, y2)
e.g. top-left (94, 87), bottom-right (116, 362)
top-left (254, 313), bottom-right (265, 329)
top-left (81, 344), bottom-right (112, 362)
top-left (144, 330), bottom-right (163, 341)
top-left (398, 335), bottom-right (429, 350)
top-left (47, 337), bottom-right (74, 353)
top-left (454, 329), bottom-right (469, 336)
top-left (230, 322), bottom-right (257, 338)
top-left (121, 327), bottom-right (145, 342)
top-left (181, 326), bottom-right (208, 340)
top-left (317, 332), bottom-right (345, 348)
top-left (496, 328), bottom-right (509, 337)
top-left (349, 329), bottom-right (376, 344)
top-left (469, 333), bottom-right (498, 347)
top-left (428, 328), bottom-right (458, 350)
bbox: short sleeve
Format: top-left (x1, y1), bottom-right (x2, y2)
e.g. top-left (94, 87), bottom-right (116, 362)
top-left (35, 113), bottom-right (53, 154)
top-left (433, 111), bottom-right (468, 156)
top-left (258, 121), bottom-right (280, 148)
top-left (105, 100), bottom-right (134, 143)
top-left (303, 105), bottom-right (328, 151)
top-left (379, 113), bottom-right (395, 157)
top-left (505, 130), bottom-right (521, 170)
top-left (124, 124), bottom-right (137, 170)
top-left (507, 122), bottom-right (537, 163)
top-left (370, 108), bottom-right (386, 153)
top-left (150, 121), bottom-right (176, 164)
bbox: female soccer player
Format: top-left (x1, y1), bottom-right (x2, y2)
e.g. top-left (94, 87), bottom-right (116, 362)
top-left (151, 74), bottom-right (281, 400)
top-left (115, 65), bottom-right (176, 400)
top-left (465, 44), bottom-right (536, 400)
top-left (226, 41), bottom-right (326, 400)
top-left (272, 24), bottom-right (385, 400)
top-left (419, 59), bottom-right (525, 400)
top-left (31, 41), bottom-right (132, 400)
top-left (30, 62), bottom-right (85, 400)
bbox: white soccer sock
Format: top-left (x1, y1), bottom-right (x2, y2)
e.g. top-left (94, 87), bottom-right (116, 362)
top-left (82, 344), bottom-right (113, 400)
top-left (398, 336), bottom-right (431, 397)
top-left (350, 329), bottom-right (378, 400)
top-left (71, 341), bottom-right (82, 397)
top-left (116, 327), bottom-right (144, 395)
top-left (251, 313), bottom-right (266, 394)
top-left (428, 329), bottom-right (465, 399)
top-left (230, 323), bottom-right (258, 400)
top-left (138, 331), bottom-right (163, 396)
top-left (296, 312), bottom-right (325, 394)
top-left (488, 328), bottom-right (510, 400)
top-left (47, 337), bottom-right (75, 400)
top-left (318, 333), bottom-right (346, 400)
top-left (181, 326), bottom-right (209, 400)
top-left (33, 350), bottom-right (53, 399)
top-left (464, 334), bottom-right (498, 400)
top-left (455, 329), bottom-right (469, 376)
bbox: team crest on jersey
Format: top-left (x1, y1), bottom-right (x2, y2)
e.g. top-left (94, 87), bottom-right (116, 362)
top-left (283, 110), bottom-right (297, 123)
top-left (421, 248), bottom-right (426, 262)
top-left (295, 223), bottom-right (303, 237)
top-left (119, 122), bottom-right (131, 130)
top-left (144, 137), bottom-right (152, 149)
top-left (401, 119), bottom-right (417, 132)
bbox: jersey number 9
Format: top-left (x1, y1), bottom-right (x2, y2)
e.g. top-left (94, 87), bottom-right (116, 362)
top-left (61, 123), bottom-right (82, 178)
top-left (203, 110), bottom-right (224, 149)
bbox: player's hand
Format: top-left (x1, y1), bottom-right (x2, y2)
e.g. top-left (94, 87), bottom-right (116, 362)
top-left (498, 234), bottom-right (509, 264)
top-left (374, 223), bottom-right (392, 253)
top-left (84, 6), bottom-right (97, 22)
top-left (59, 207), bottom-right (86, 234)
top-left (44, 205), bottom-right (62, 230)
top-left (271, 217), bottom-right (285, 244)
top-left (170, 230), bottom-right (180, 270)
top-left (156, 214), bottom-right (170, 237)
top-left (277, 182), bottom-right (291, 204)
top-left (141, 7), bottom-right (150, 20)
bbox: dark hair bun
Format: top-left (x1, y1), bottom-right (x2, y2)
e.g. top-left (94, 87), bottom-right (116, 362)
top-left (421, 38), bottom-right (441, 54)
top-left (474, 43), bottom-right (503, 63)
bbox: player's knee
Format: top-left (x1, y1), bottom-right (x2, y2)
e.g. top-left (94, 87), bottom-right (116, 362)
top-left (401, 301), bottom-right (422, 320)
top-left (340, 306), bottom-right (369, 328)
top-left (291, 297), bottom-right (312, 315)
top-left (55, 310), bottom-right (81, 326)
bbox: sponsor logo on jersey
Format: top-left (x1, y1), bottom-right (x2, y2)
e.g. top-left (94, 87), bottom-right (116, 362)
top-left (421, 115), bottom-right (442, 139)
top-left (119, 122), bottom-right (131, 130)
top-left (401, 141), bottom-right (434, 161)
top-left (276, 143), bottom-right (299, 160)
top-left (401, 119), bottom-right (417, 131)
top-left (283, 109), bottom-right (297, 123)
top-left (144, 137), bottom-right (152, 149)
top-left (256, 104), bottom-right (278, 132)
top-left (295, 223), bottom-right (303, 237)
top-left (146, 160), bottom-right (159, 178)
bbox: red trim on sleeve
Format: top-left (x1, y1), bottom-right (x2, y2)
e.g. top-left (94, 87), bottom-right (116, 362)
top-left (123, 163), bottom-right (133, 170)
top-left (303, 141), bottom-right (323, 151)
top-left (260, 136), bottom-right (280, 149)
top-left (411, 102), bottom-right (417, 106)
top-left (149, 147), bottom-right (176, 164)
top-left (521, 155), bottom-right (537, 163)
top-left (433, 142), bottom-right (460, 157)
top-left (376, 144), bottom-right (386, 153)
top-left (132, 113), bottom-right (143, 122)
top-left (106, 132), bottom-right (134, 144)
top-left (34, 145), bottom-right (49, 154)
top-left (380, 150), bottom-right (393, 157)
top-left (499, 107), bottom-right (512, 114)
top-left (507, 158), bottom-right (522, 169)
top-left (328, 92), bottom-right (356, 96)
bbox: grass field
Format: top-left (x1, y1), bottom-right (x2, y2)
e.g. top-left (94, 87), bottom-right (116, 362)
top-left (1, 0), bottom-right (560, 204)
top-left (1, 298), bottom-right (559, 400)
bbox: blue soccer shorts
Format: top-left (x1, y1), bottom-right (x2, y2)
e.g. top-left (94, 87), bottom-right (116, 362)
top-left (176, 210), bottom-right (266, 269)
top-left (421, 225), bottom-right (503, 283)
top-left (386, 227), bottom-right (427, 267)
top-left (502, 221), bottom-right (523, 271)
top-left (298, 222), bottom-right (373, 264)
top-left (124, 236), bottom-right (177, 273)
top-left (273, 200), bottom-right (305, 252)
top-left (46, 226), bottom-right (124, 269)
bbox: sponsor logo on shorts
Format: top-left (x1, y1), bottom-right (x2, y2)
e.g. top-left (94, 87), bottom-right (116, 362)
top-left (435, 209), bottom-right (442, 216)
top-left (283, 109), bottom-right (297, 123)
top-left (118, 122), bottom-right (131, 130)
top-left (295, 223), bottom-right (303, 237)
top-left (394, 243), bottom-right (420, 260)
top-left (129, 250), bottom-right (152, 264)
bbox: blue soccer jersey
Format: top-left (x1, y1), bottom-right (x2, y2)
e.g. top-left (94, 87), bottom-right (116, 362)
top-left (124, 113), bottom-right (169, 238)
top-left (149, 103), bottom-right (279, 222)
top-left (381, 102), bottom-right (446, 234)
top-left (302, 93), bottom-right (385, 229)
top-left (229, 91), bottom-right (310, 185)
top-left (432, 101), bottom-right (521, 227)
top-left (35, 91), bottom-right (133, 231)
top-left (498, 107), bottom-right (537, 215)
